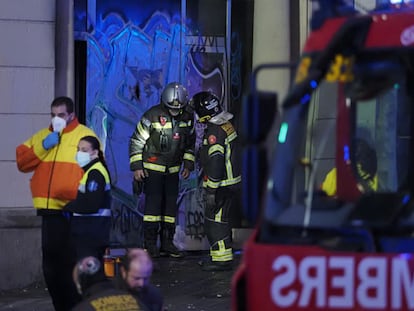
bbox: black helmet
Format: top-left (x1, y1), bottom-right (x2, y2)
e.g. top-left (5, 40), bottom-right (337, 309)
top-left (191, 91), bottom-right (222, 122)
top-left (161, 82), bottom-right (189, 110)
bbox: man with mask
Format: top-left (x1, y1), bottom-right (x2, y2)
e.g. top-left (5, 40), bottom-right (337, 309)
top-left (16, 96), bottom-right (98, 311)
top-left (129, 82), bottom-right (195, 258)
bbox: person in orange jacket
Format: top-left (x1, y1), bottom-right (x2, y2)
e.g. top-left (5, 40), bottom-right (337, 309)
top-left (16, 96), bottom-right (98, 311)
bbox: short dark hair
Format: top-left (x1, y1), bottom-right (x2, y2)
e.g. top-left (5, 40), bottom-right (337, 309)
top-left (81, 135), bottom-right (101, 152)
top-left (51, 96), bottom-right (74, 114)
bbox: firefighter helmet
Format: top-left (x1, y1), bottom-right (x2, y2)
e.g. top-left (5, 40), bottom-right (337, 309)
top-left (161, 82), bottom-right (189, 110)
top-left (191, 91), bottom-right (222, 123)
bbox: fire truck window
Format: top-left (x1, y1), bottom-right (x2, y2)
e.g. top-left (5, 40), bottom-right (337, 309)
top-left (355, 75), bottom-right (409, 193)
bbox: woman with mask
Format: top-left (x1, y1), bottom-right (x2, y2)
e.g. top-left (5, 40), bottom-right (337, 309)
top-left (63, 135), bottom-right (112, 261)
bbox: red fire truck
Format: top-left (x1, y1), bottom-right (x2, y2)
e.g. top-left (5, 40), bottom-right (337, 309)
top-left (233, 0), bottom-right (414, 310)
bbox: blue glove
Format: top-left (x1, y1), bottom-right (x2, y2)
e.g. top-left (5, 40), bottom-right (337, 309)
top-left (42, 132), bottom-right (60, 150)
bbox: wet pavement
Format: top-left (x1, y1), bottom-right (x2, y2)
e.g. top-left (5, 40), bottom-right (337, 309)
top-left (0, 251), bottom-right (240, 311)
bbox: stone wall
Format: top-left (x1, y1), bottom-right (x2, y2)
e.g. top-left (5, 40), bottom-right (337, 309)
top-left (0, 0), bottom-right (55, 290)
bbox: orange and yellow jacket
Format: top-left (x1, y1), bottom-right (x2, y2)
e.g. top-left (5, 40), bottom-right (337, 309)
top-left (16, 118), bottom-right (97, 211)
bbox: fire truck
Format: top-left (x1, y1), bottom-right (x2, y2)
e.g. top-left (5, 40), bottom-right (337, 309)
top-left (232, 0), bottom-right (414, 310)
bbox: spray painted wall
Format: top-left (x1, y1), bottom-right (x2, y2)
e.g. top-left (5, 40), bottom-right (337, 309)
top-left (74, 0), bottom-right (246, 249)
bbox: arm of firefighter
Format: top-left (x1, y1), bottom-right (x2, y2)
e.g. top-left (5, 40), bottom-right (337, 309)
top-left (16, 129), bottom-right (53, 173)
top-left (183, 120), bottom-right (196, 171)
top-left (204, 142), bottom-right (225, 188)
top-left (129, 116), bottom-right (151, 171)
top-left (63, 170), bottom-right (106, 214)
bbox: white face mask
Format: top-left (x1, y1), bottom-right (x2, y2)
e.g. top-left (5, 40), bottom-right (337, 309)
top-left (51, 116), bottom-right (67, 133)
top-left (76, 151), bottom-right (91, 167)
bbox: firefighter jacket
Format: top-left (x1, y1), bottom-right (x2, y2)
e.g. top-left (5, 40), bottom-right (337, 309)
top-left (200, 121), bottom-right (241, 191)
top-left (129, 104), bottom-right (195, 174)
top-left (16, 118), bottom-right (97, 211)
top-left (63, 159), bottom-right (111, 215)
top-left (321, 167), bottom-right (378, 196)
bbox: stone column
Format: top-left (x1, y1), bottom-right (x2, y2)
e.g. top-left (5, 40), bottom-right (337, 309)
top-left (55, 0), bottom-right (74, 98)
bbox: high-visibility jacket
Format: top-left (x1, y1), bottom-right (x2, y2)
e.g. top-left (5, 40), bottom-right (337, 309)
top-left (64, 159), bottom-right (111, 215)
top-left (129, 103), bottom-right (195, 174)
top-left (16, 118), bottom-right (97, 210)
top-left (200, 121), bottom-right (241, 191)
top-left (321, 167), bottom-right (378, 196)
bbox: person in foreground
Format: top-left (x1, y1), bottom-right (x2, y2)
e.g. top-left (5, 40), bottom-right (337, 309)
top-left (191, 91), bottom-right (242, 271)
top-left (72, 256), bottom-right (148, 311)
top-left (16, 96), bottom-right (98, 310)
top-left (116, 248), bottom-right (164, 311)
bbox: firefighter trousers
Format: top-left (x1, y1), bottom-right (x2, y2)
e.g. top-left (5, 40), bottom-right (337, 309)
top-left (204, 187), bottom-right (234, 262)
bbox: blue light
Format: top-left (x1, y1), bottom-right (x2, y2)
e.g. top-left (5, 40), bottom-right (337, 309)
top-left (310, 80), bottom-right (318, 89)
top-left (343, 145), bottom-right (350, 161)
top-left (398, 253), bottom-right (412, 260)
top-left (300, 94), bottom-right (311, 104)
top-left (402, 194), bottom-right (410, 204)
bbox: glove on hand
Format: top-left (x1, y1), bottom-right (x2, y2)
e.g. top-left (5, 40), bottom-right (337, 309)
top-left (42, 132), bottom-right (60, 150)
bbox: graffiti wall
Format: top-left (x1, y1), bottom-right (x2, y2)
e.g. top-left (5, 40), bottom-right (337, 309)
top-left (74, 0), bottom-right (248, 249)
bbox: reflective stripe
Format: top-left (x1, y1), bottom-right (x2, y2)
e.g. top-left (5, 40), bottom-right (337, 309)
top-left (225, 132), bottom-right (237, 143)
top-left (130, 154), bottom-right (142, 164)
top-left (183, 153), bottom-right (195, 162)
top-left (178, 121), bottom-right (192, 128)
top-left (73, 209), bottom-right (111, 217)
top-left (225, 143), bottom-right (234, 181)
top-left (208, 145), bottom-right (224, 156)
top-left (211, 247), bottom-right (233, 262)
top-left (215, 208), bottom-right (222, 222)
top-left (143, 162), bottom-right (181, 174)
top-left (153, 122), bottom-right (172, 129)
top-left (144, 215), bottom-right (162, 222)
top-left (163, 215), bottom-right (175, 223)
top-left (168, 166), bottom-right (180, 173)
top-left (143, 162), bottom-right (166, 172)
top-left (137, 123), bottom-right (150, 140)
top-left (203, 175), bottom-right (241, 189)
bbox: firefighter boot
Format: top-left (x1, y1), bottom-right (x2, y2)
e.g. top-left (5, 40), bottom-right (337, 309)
top-left (160, 223), bottom-right (184, 258)
top-left (144, 226), bottom-right (160, 258)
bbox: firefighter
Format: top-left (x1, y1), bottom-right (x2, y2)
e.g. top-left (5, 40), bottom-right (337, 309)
top-left (129, 82), bottom-right (195, 258)
top-left (321, 138), bottom-right (378, 196)
top-left (191, 91), bottom-right (242, 271)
